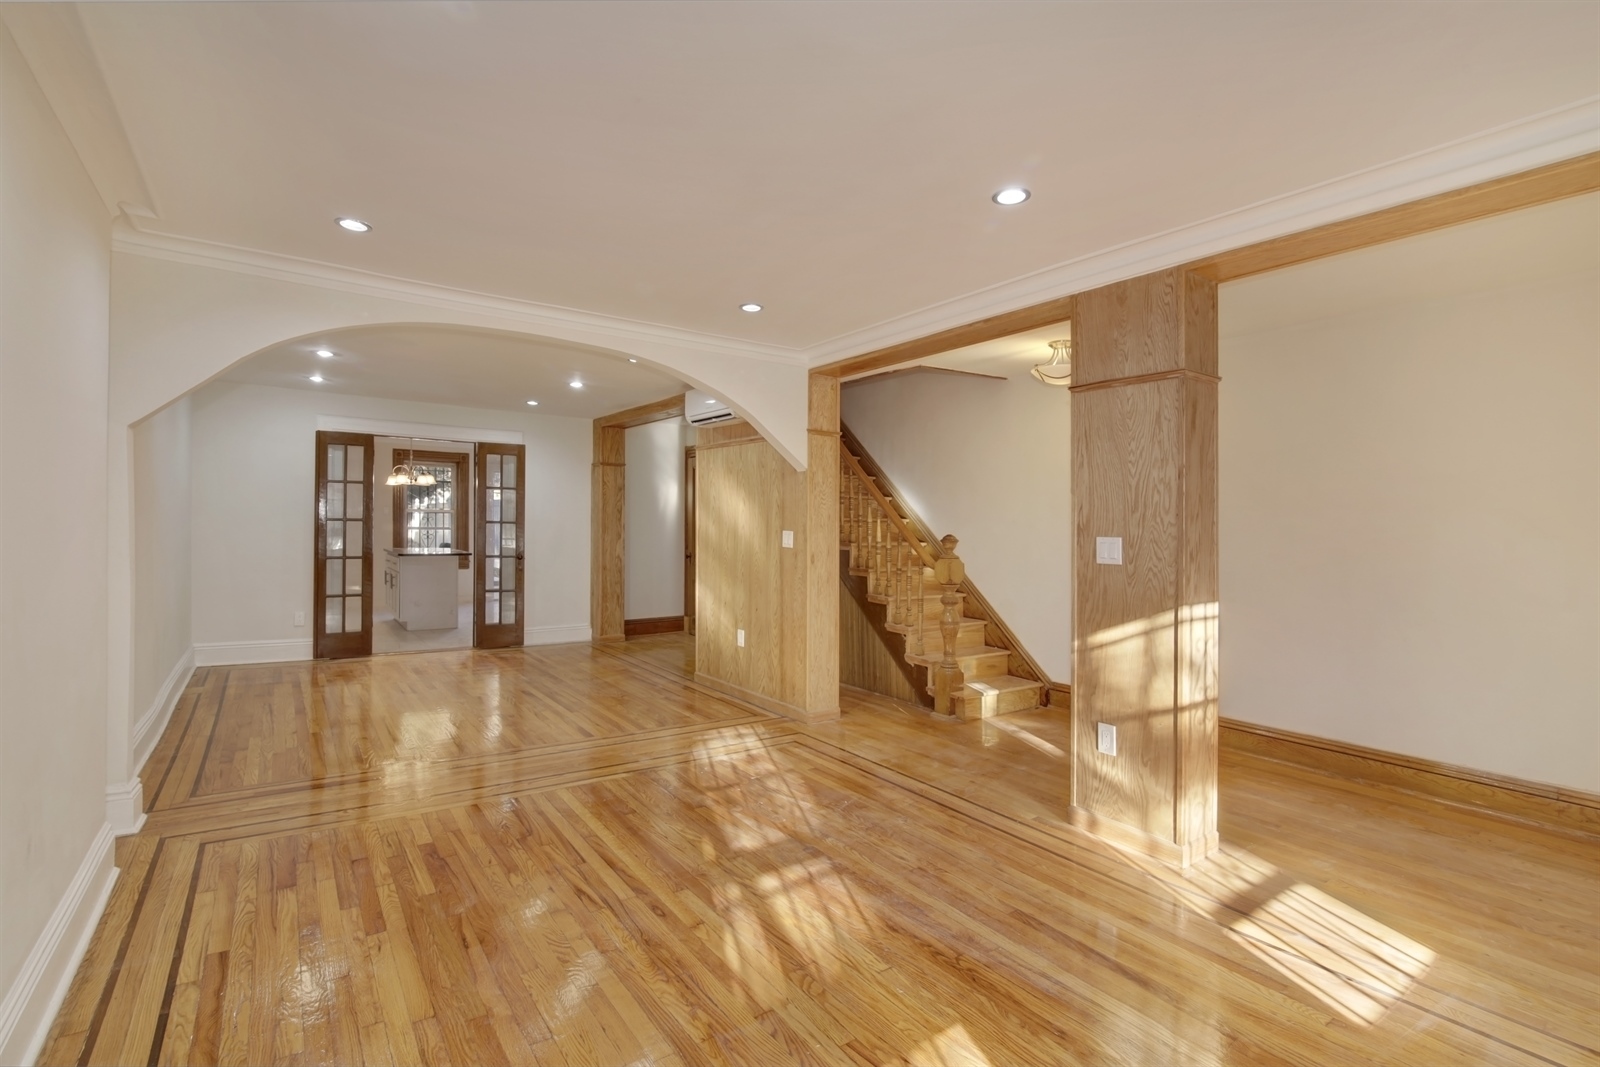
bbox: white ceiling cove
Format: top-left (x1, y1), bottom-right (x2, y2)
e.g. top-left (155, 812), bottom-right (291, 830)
top-left (223, 324), bottom-right (688, 419)
top-left (27, 2), bottom-right (1600, 358)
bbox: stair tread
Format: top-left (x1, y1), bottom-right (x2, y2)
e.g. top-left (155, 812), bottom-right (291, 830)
top-left (963, 675), bottom-right (1041, 693)
top-left (906, 645), bottom-right (1009, 666)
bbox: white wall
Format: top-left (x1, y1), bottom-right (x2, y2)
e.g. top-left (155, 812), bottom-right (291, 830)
top-left (1220, 260), bottom-right (1599, 793)
top-left (190, 382), bottom-right (591, 653)
top-left (624, 419), bottom-right (691, 620)
top-left (0, 20), bottom-right (114, 1063)
top-left (131, 397), bottom-right (193, 739)
top-left (842, 372), bottom-right (1073, 681)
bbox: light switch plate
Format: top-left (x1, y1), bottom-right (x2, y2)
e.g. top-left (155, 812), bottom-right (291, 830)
top-left (1097, 722), bottom-right (1117, 756)
top-left (736, 628), bottom-right (745, 648)
top-left (1095, 536), bottom-right (1123, 565)
top-left (293, 611), bottom-right (305, 627)
top-left (781, 530), bottom-right (794, 549)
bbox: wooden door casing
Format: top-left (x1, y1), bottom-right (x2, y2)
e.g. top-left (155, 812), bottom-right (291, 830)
top-left (684, 446), bottom-right (696, 636)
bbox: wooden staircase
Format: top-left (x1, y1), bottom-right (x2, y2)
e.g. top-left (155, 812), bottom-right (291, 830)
top-left (839, 439), bottom-right (1047, 720)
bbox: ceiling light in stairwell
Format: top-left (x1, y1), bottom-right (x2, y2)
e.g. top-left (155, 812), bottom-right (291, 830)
top-left (1031, 339), bottom-right (1072, 386)
top-left (992, 187), bottom-right (1030, 206)
top-left (336, 217), bottom-right (371, 232)
top-left (740, 303), bottom-right (762, 313)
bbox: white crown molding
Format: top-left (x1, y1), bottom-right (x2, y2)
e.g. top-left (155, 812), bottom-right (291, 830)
top-left (804, 97), bottom-right (1600, 366)
top-left (111, 226), bottom-right (808, 368)
top-left (0, 822), bottom-right (117, 1067)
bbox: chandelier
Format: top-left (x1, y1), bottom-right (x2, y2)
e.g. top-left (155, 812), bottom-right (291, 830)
top-left (1031, 338), bottom-right (1072, 386)
top-left (385, 439), bottom-right (436, 486)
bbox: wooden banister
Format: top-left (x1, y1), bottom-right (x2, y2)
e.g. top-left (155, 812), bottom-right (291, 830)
top-left (841, 450), bottom-right (937, 569)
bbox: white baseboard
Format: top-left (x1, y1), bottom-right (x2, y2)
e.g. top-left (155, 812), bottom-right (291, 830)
top-left (524, 624), bottom-right (592, 646)
top-left (193, 638), bottom-right (313, 666)
top-left (131, 648), bottom-right (195, 773)
top-left (0, 823), bottom-right (117, 1067)
top-left (104, 780), bottom-right (145, 837)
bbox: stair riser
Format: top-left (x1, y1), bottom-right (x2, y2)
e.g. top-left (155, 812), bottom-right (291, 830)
top-left (963, 685), bottom-right (1042, 718)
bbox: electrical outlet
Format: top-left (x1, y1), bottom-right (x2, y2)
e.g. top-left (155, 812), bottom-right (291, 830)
top-left (294, 611), bottom-right (305, 627)
top-left (1097, 722), bottom-right (1117, 756)
top-left (736, 628), bottom-right (745, 648)
top-left (781, 530), bottom-right (794, 549)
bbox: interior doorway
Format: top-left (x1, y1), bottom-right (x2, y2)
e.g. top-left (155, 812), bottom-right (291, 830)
top-left (313, 429), bottom-right (526, 659)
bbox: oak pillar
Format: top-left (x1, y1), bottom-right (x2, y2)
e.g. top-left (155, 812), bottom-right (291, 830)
top-left (590, 422), bottom-right (626, 642)
top-left (1070, 267), bottom-right (1219, 866)
top-left (803, 373), bottom-right (841, 717)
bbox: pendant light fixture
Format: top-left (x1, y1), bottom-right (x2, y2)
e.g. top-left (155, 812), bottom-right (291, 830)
top-left (385, 438), bottom-right (437, 486)
top-left (1031, 338), bottom-right (1072, 386)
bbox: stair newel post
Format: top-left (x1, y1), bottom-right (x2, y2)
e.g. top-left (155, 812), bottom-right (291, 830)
top-left (933, 534), bottom-right (966, 717)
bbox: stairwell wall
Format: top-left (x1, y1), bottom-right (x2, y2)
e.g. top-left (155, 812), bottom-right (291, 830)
top-left (840, 372), bottom-right (1074, 682)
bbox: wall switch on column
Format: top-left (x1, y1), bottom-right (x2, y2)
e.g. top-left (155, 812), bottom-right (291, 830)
top-left (781, 530), bottom-right (794, 548)
top-left (1095, 537), bottom-right (1123, 565)
top-left (1097, 722), bottom-right (1117, 756)
top-left (737, 628), bottom-right (745, 648)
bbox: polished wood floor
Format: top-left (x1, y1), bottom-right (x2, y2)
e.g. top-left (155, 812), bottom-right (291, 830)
top-left (41, 636), bottom-right (1600, 1066)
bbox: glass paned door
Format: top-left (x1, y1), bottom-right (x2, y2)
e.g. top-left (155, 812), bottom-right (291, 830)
top-left (474, 443), bottom-right (526, 649)
top-left (314, 431), bottom-right (374, 658)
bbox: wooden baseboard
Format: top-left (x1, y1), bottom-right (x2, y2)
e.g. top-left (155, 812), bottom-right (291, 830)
top-left (1220, 718), bottom-right (1600, 838)
top-left (693, 672), bottom-right (839, 725)
top-left (1046, 684), bottom-right (1071, 710)
top-left (623, 615), bottom-right (685, 637)
top-left (1066, 806), bottom-right (1217, 868)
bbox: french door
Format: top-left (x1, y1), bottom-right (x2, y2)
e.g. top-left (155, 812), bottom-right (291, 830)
top-left (474, 443), bottom-right (526, 649)
top-left (314, 431), bottom-right (374, 658)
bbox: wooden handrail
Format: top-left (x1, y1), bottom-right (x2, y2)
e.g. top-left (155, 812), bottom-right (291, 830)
top-left (841, 450), bottom-right (938, 569)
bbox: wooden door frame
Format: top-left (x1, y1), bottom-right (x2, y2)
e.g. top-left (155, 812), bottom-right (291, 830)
top-left (590, 393), bottom-right (688, 642)
top-left (683, 445), bottom-right (696, 636)
top-left (313, 430), bottom-right (375, 659)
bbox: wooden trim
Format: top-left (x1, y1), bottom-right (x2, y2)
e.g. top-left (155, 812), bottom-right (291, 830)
top-left (1220, 718), bottom-right (1600, 838)
top-left (473, 443), bottom-right (526, 650)
top-left (312, 431), bottom-right (374, 660)
top-left (623, 615), bottom-right (685, 637)
top-left (595, 393), bottom-right (687, 429)
top-left (815, 296), bottom-right (1075, 380)
top-left (1068, 368), bottom-right (1220, 394)
top-left (1046, 684), bottom-right (1072, 710)
top-left (1188, 151), bottom-right (1600, 283)
top-left (390, 448), bottom-right (470, 569)
top-left (693, 671), bottom-right (839, 725)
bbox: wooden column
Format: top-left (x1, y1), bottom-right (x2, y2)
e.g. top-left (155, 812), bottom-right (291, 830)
top-left (1070, 267), bottom-right (1219, 867)
top-left (591, 421), bottom-right (626, 642)
top-left (803, 372), bottom-right (841, 718)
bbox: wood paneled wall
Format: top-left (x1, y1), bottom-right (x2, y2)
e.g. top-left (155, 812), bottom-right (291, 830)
top-left (693, 376), bottom-right (840, 723)
top-left (1070, 267), bottom-right (1219, 867)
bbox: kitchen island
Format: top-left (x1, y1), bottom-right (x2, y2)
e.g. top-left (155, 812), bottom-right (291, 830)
top-left (383, 548), bottom-right (469, 630)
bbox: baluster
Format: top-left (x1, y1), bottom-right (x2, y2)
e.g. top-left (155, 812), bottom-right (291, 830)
top-left (854, 482), bottom-right (865, 570)
top-left (891, 536), bottom-right (906, 628)
top-left (913, 551), bottom-right (927, 656)
top-left (933, 534), bottom-right (966, 717)
top-left (873, 506), bottom-right (885, 597)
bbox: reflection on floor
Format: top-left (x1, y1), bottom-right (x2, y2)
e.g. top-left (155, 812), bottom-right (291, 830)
top-left (372, 599), bottom-right (472, 654)
top-left (40, 634), bottom-right (1600, 1066)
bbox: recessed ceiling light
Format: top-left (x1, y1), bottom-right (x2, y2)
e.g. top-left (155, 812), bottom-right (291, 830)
top-left (526, 399), bottom-right (539, 406)
top-left (740, 303), bottom-right (763, 313)
top-left (308, 374), bottom-right (325, 383)
top-left (992, 187), bottom-right (1030, 206)
top-left (315, 348), bottom-right (334, 359)
top-left (569, 380), bottom-right (583, 389)
top-left (628, 358), bottom-right (638, 363)
top-left (705, 398), bottom-right (717, 404)
top-left (336, 217), bottom-right (371, 232)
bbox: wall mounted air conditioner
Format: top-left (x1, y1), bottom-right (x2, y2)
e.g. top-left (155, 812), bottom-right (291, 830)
top-left (685, 389), bottom-right (737, 427)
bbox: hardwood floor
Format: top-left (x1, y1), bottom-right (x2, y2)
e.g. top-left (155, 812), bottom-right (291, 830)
top-left (40, 635), bottom-right (1600, 1066)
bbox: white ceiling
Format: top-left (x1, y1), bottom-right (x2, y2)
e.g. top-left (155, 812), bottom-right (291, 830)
top-left (58, 1), bottom-right (1600, 352)
top-left (222, 323), bottom-right (687, 418)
